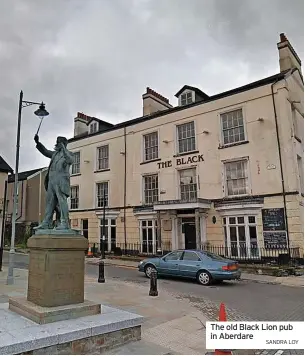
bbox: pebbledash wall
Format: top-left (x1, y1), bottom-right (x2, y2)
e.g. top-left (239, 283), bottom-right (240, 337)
top-left (67, 34), bottom-right (304, 257)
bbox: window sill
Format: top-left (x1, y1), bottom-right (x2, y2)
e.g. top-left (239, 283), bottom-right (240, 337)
top-left (70, 208), bottom-right (79, 211)
top-left (71, 173), bottom-right (81, 177)
top-left (173, 150), bottom-right (199, 158)
top-left (218, 141), bottom-right (249, 149)
top-left (223, 193), bottom-right (251, 199)
top-left (94, 169), bottom-right (110, 173)
top-left (96, 206), bottom-right (109, 209)
top-left (140, 158), bottom-right (161, 165)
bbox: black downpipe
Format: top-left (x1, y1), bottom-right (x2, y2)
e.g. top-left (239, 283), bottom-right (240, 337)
top-left (0, 180), bottom-right (8, 271)
top-left (123, 127), bottom-right (127, 253)
top-left (101, 188), bottom-right (106, 259)
top-left (16, 180), bottom-right (24, 221)
top-left (271, 79), bottom-right (290, 252)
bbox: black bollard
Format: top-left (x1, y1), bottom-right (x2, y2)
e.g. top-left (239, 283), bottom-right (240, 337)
top-left (149, 270), bottom-right (158, 296)
top-left (98, 260), bottom-right (105, 283)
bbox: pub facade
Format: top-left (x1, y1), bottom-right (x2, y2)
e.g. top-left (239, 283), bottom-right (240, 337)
top-left (68, 34), bottom-right (304, 259)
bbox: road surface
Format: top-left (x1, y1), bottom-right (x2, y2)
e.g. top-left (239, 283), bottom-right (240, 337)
top-left (2, 251), bottom-right (303, 322)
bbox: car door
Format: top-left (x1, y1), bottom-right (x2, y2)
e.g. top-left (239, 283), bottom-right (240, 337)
top-left (179, 251), bottom-right (202, 278)
top-left (158, 251), bottom-right (183, 276)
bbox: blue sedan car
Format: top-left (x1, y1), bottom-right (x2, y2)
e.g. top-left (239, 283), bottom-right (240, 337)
top-left (138, 249), bottom-right (241, 285)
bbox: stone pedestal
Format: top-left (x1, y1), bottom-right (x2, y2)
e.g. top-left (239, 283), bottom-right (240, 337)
top-left (26, 234), bottom-right (88, 307)
top-left (8, 233), bottom-right (102, 325)
top-left (3, 233), bottom-right (144, 354)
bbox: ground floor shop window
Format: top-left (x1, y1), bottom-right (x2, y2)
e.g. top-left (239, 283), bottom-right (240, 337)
top-left (140, 220), bottom-right (157, 254)
top-left (100, 218), bottom-right (116, 252)
top-left (222, 215), bottom-right (259, 258)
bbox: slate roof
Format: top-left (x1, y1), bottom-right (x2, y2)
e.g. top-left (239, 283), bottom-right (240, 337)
top-left (8, 167), bottom-right (45, 183)
top-left (0, 156), bottom-right (13, 173)
top-left (69, 70), bottom-right (291, 143)
top-left (87, 117), bottom-right (114, 127)
top-left (174, 85), bottom-right (209, 99)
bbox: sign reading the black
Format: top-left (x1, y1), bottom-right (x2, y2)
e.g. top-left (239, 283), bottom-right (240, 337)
top-left (263, 231), bottom-right (287, 248)
top-left (157, 154), bottom-right (204, 169)
top-left (262, 208), bottom-right (285, 231)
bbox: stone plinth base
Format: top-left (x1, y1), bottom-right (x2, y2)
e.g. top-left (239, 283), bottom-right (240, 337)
top-left (9, 297), bottom-right (101, 325)
top-left (0, 303), bottom-right (143, 355)
top-left (27, 234), bottom-right (88, 307)
top-left (20, 326), bottom-right (141, 355)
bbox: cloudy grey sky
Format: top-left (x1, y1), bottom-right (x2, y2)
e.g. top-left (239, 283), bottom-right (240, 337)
top-left (0, 0), bottom-right (303, 172)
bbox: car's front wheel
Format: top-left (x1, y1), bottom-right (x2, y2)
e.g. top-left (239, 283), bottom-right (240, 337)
top-left (144, 264), bottom-right (157, 278)
top-left (197, 270), bottom-right (212, 286)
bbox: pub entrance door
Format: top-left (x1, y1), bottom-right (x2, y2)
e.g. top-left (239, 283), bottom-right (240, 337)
top-left (182, 218), bottom-right (197, 249)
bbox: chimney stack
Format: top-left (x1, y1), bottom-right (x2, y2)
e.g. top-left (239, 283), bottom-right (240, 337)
top-left (277, 33), bottom-right (302, 73)
top-left (142, 87), bottom-right (172, 116)
top-left (74, 112), bottom-right (90, 137)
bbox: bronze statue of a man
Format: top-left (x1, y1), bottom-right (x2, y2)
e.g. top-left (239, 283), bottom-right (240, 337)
top-left (34, 134), bottom-right (74, 230)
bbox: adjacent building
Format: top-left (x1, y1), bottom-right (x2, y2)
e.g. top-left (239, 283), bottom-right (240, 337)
top-left (67, 33), bottom-right (304, 259)
top-left (0, 156), bottom-right (13, 245)
top-left (5, 167), bottom-right (47, 227)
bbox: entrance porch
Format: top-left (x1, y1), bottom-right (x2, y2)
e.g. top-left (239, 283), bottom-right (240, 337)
top-left (153, 199), bottom-right (211, 251)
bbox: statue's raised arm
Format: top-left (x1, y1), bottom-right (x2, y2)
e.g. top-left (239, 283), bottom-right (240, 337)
top-left (34, 134), bottom-right (54, 159)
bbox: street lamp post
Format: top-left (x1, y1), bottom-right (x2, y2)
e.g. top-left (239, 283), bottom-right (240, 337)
top-left (6, 91), bottom-right (49, 285)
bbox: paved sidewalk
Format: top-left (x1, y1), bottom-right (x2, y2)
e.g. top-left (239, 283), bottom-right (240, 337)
top-left (0, 267), bottom-right (211, 354)
top-left (0, 268), bottom-right (29, 302)
top-left (1, 267), bottom-right (302, 355)
top-left (86, 258), bottom-right (304, 287)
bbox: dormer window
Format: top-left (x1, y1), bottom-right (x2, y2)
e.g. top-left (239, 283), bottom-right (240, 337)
top-left (89, 122), bottom-right (98, 134)
top-left (175, 86), bottom-right (209, 106)
top-left (180, 91), bottom-right (194, 106)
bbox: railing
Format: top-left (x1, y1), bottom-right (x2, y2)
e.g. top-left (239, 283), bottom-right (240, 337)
top-left (87, 241), bottom-right (172, 257)
top-left (200, 244), bottom-right (302, 266)
top-left (86, 241), bottom-right (303, 266)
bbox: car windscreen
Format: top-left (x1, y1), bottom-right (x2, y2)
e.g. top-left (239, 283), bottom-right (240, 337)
top-left (202, 251), bottom-right (228, 261)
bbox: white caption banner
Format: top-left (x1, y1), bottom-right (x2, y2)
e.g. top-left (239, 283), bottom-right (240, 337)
top-left (206, 322), bottom-right (304, 350)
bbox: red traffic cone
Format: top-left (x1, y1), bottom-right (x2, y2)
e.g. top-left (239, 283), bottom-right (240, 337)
top-left (219, 302), bottom-right (227, 321)
top-left (214, 303), bottom-right (232, 355)
top-left (215, 349), bottom-right (232, 355)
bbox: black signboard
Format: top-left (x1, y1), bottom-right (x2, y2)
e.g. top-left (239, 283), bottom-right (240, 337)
top-left (262, 208), bottom-right (285, 231)
top-left (263, 231), bottom-right (287, 248)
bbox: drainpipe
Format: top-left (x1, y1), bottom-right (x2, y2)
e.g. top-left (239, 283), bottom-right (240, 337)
top-left (156, 211), bottom-right (162, 254)
top-left (16, 180), bottom-right (24, 222)
top-left (123, 127), bottom-right (127, 253)
top-left (271, 79), bottom-right (290, 251)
